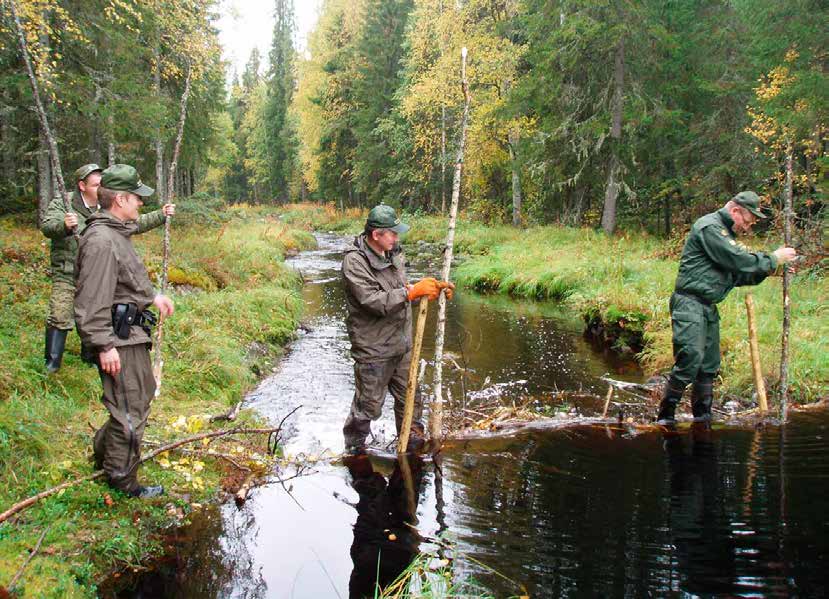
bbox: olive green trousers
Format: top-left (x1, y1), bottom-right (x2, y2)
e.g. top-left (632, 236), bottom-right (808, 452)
top-left (669, 293), bottom-right (721, 387)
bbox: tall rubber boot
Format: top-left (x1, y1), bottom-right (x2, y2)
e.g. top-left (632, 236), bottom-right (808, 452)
top-left (656, 376), bottom-right (686, 425)
top-left (45, 327), bottom-right (68, 373)
top-left (691, 373), bottom-right (715, 422)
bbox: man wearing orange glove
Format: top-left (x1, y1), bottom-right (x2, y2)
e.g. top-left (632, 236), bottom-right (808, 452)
top-left (342, 204), bottom-right (454, 454)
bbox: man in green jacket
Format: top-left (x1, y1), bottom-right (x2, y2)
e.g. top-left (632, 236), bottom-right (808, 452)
top-left (342, 205), bottom-right (454, 454)
top-left (40, 163), bottom-right (174, 372)
top-left (655, 191), bottom-right (797, 425)
top-left (75, 164), bottom-right (174, 498)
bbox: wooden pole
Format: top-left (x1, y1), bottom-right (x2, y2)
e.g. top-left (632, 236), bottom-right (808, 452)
top-left (779, 142), bottom-right (794, 422)
top-left (745, 293), bottom-right (769, 414)
top-left (602, 384), bottom-right (613, 418)
top-left (8, 0), bottom-right (73, 237)
top-left (430, 47), bottom-right (472, 444)
top-left (153, 62), bottom-right (192, 392)
top-left (397, 298), bottom-right (429, 454)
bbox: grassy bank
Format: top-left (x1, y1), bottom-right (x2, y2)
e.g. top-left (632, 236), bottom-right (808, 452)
top-left (0, 204), bottom-right (315, 597)
top-left (278, 203), bottom-right (828, 403)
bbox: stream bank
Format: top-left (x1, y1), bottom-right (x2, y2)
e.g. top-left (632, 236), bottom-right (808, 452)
top-left (103, 233), bottom-right (829, 598)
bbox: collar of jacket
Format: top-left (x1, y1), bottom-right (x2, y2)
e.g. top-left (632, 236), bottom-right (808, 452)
top-left (71, 190), bottom-right (96, 217)
top-left (83, 210), bottom-right (139, 237)
top-left (717, 206), bottom-right (735, 234)
top-left (351, 234), bottom-right (402, 271)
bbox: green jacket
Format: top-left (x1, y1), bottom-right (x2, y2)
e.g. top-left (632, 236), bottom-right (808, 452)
top-left (40, 190), bottom-right (166, 280)
top-left (74, 212), bottom-right (157, 352)
top-left (674, 207), bottom-right (778, 305)
top-left (342, 235), bottom-right (412, 363)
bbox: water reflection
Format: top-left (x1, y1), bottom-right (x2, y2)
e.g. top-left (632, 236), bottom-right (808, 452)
top-left (344, 455), bottom-right (423, 598)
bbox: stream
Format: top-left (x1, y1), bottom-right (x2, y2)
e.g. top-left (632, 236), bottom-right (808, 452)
top-left (103, 234), bottom-right (829, 598)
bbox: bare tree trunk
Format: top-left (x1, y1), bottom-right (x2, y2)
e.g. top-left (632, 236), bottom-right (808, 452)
top-left (779, 143), bottom-right (794, 422)
top-left (601, 38), bottom-right (625, 235)
top-left (9, 0), bottom-right (69, 228)
top-left (431, 48), bottom-right (472, 443)
top-left (154, 62), bottom-right (192, 392)
top-left (154, 46), bottom-right (165, 201)
top-left (0, 94), bottom-right (14, 184)
top-left (441, 105), bottom-right (447, 214)
top-left (508, 128), bottom-right (522, 226)
top-left (107, 113), bottom-right (116, 166)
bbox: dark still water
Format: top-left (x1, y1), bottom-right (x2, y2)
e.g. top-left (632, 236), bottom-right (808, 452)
top-left (103, 235), bottom-right (829, 598)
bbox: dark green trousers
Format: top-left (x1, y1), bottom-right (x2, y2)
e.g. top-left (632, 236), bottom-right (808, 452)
top-left (669, 293), bottom-right (721, 387)
top-left (92, 344), bottom-right (156, 492)
top-left (343, 351), bottom-right (423, 448)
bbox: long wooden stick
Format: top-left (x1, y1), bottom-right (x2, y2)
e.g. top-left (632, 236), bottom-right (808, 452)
top-left (745, 294), bottom-right (769, 414)
top-left (397, 298), bottom-right (429, 454)
top-left (8, 0), bottom-right (73, 236)
top-left (779, 142), bottom-right (794, 422)
top-left (431, 47), bottom-right (472, 443)
top-left (153, 62), bottom-right (193, 392)
top-left (7, 525), bottom-right (50, 592)
top-left (0, 424), bottom-right (283, 524)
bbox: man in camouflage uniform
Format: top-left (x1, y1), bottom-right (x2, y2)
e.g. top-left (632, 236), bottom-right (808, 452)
top-left (342, 205), bottom-right (454, 454)
top-left (655, 191), bottom-right (797, 425)
top-left (75, 164), bottom-right (174, 498)
top-left (40, 164), bottom-right (174, 372)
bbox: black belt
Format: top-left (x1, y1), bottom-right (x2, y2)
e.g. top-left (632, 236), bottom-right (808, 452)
top-left (673, 290), bottom-right (712, 306)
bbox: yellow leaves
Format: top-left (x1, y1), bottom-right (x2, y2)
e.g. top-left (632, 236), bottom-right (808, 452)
top-left (166, 413), bottom-right (208, 434)
top-left (754, 64), bottom-right (793, 101)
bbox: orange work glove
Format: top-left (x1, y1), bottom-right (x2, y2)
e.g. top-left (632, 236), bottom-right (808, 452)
top-left (407, 277), bottom-right (440, 301)
top-left (436, 280), bottom-right (455, 300)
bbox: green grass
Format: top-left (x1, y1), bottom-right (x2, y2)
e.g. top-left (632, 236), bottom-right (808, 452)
top-left (0, 205), bottom-right (316, 597)
top-left (279, 202), bottom-right (828, 403)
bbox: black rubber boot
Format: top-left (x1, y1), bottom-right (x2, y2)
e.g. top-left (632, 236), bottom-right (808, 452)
top-left (656, 376), bottom-right (686, 425)
top-left (691, 373), bottom-right (715, 422)
top-left (45, 327), bottom-right (68, 373)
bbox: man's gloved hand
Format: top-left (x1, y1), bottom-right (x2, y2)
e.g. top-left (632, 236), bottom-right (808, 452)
top-left (408, 277), bottom-right (440, 301)
top-left (407, 278), bottom-right (456, 301)
top-left (437, 280), bottom-right (455, 300)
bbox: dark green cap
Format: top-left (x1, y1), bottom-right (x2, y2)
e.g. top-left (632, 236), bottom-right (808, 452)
top-left (74, 163), bottom-right (102, 182)
top-left (100, 164), bottom-right (154, 197)
top-left (733, 191), bottom-right (767, 218)
top-left (366, 204), bottom-right (409, 234)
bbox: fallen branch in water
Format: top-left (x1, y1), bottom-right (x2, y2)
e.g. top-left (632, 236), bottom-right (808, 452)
top-left (7, 525), bottom-right (49, 592)
top-left (0, 425), bottom-right (286, 524)
top-left (210, 400), bottom-right (244, 423)
top-left (234, 472), bottom-right (257, 506)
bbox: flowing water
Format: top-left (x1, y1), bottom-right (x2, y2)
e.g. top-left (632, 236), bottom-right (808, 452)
top-left (104, 235), bottom-right (829, 598)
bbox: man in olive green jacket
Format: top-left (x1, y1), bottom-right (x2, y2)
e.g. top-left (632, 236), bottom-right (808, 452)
top-left (342, 205), bottom-right (454, 454)
top-left (40, 163), bottom-right (174, 372)
top-left (75, 164), bottom-right (174, 498)
top-left (655, 191), bottom-right (797, 425)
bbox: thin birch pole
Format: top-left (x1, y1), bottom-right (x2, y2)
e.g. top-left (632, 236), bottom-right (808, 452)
top-left (8, 0), bottom-right (73, 237)
top-left (745, 294), bottom-right (769, 414)
top-left (153, 62), bottom-right (193, 391)
top-left (779, 142), bottom-right (794, 422)
top-left (430, 47), bottom-right (472, 443)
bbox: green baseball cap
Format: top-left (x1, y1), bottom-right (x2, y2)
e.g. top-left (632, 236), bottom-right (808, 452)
top-left (366, 204), bottom-right (409, 234)
top-left (74, 163), bottom-right (102, 182)
top-left (100, 164), bottom-right (154, 197)
top-left (733, 191), bottom-right (767, 218)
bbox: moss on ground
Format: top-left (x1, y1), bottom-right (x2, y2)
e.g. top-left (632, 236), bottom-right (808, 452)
top-left (0, 206), bottom-right (316, 597)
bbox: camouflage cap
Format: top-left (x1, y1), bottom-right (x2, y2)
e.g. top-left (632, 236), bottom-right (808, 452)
top-left (100, 164), bottom-right (154, 197)
top-left (366, 204), bottom-right (409, 234)
top-left (74, 163), bottom-right (102, 182)
top-left (733, 191), bottom-right (767, 219)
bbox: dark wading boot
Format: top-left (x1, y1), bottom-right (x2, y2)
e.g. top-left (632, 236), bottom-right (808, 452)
top-left (656, 377), bottom-right (686, 426)
top-left (691, 374), bottom-right (715, 422)
top-left (128, 485), bottom-right (165, 499)
top-left (45, 327), bottom-right (68, 373)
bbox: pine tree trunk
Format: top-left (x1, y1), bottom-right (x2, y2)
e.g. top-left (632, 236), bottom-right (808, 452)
top-left (36, 130), bottom-right (52, 224)
top-left (601, 38), bottom-right (625, 235)
top-left (508, 128), bottom-right (522, 226)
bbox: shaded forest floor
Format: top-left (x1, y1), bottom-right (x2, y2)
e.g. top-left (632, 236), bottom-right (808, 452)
top-left (280, 203), bottom-right (828, 404)
top-left (0, 203), bottom-right (315, 597)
